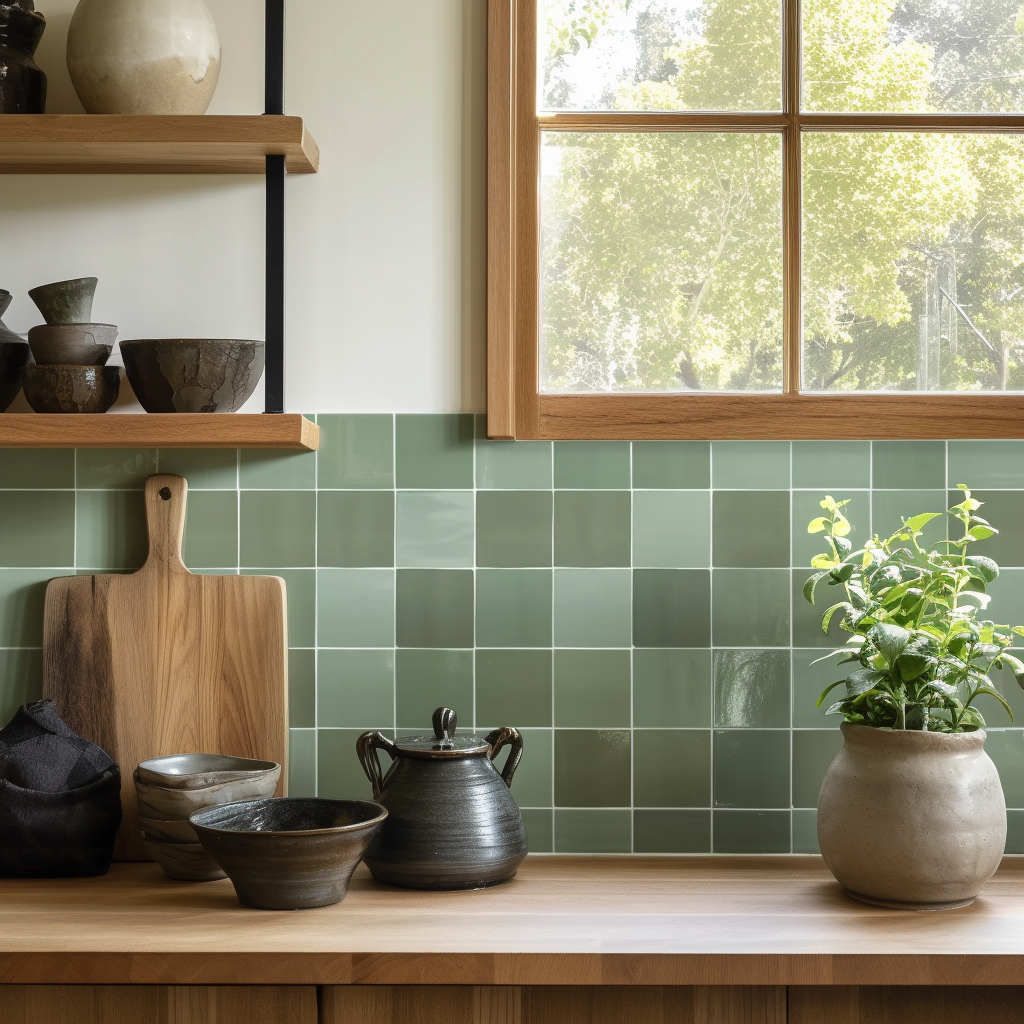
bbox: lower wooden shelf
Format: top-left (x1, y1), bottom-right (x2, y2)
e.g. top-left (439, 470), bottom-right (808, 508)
top-left (0, 413), bottom-right (318, 450)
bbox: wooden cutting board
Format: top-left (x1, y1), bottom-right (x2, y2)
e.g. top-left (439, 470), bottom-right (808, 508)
top-left (42, 473), bottom-right (288, 861)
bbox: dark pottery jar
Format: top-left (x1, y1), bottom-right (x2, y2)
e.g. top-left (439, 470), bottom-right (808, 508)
top-left (0, 1), bottom-right (46, 114)
top-left (357, 707), bottom-right (528, 890)
top-left (0, 289), bottom-right (28, 411)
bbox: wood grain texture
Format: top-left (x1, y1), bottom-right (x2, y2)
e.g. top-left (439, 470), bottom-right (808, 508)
top-left (42, 475), bottom-right (288, 860)
top-left (0, 414), bottom-right (318, 450)
top-left (0, 986), bottom-right (315, 1024)
top-left (322, 985), bottom-right (477, 1024)
top-left (789, 987), bottom-right (1024, 1024)
top-left (4, 858), bottom-right (1024, 986)
top-left (0, 115), bottom-right (319, 173)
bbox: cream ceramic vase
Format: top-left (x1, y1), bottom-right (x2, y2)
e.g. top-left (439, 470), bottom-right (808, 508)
top-left (66, 0), bottom-right (220, 115)
top-left (817, 722), bottom-right (1006, 911)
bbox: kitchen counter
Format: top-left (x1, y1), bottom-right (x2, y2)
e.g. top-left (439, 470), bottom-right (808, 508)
top-left (3, 854), bottom-right (1024, 987)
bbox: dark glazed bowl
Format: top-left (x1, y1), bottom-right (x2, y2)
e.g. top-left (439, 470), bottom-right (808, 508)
top-left (28, 323), bottom-right (117, 365)
top-left (28, 277), bottom-right (97, 325)
top-left (23, 364), bottom-right (120, 413)
top-left (120, 339), bottom-right (265, 413)
top-left (189, 797), bottom-right (387, 910)
top-left (0, 340), bottom-right (28, 412)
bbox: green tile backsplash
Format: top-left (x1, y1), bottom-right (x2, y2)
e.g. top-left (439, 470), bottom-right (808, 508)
top-left (6, 422), bottom-right (1024, 855)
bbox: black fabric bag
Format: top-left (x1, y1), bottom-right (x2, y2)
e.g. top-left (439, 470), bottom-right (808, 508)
top-left (0, 699), bottom-right (121, 876)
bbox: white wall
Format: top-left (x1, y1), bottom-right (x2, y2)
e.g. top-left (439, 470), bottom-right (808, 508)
top-left (0, 0), bottom-right (487, 414)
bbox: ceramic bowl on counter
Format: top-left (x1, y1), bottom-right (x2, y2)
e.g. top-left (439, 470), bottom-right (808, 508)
top-left (189, 797), bottom-right (388, 910)
top-left (22, 364), bottom-right (120, 414)
top-left (135, 753), bottom-right (281, 791)
top-left (141, 834), bottom-right (226, 882)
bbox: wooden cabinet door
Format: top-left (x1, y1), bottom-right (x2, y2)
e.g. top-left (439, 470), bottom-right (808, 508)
top-left (789, 987), bottom-right (1024, 1024)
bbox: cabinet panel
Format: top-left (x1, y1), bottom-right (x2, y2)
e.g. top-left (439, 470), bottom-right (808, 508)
top-left (789, 987), bottom-right (1024, 1024)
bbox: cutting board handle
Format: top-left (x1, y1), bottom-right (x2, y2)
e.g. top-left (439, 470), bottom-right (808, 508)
top-left (142, 474), bottom-right (189, 575)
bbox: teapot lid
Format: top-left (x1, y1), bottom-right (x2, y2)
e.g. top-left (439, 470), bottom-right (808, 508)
top-left (394, 707), bottom-right (491, 758)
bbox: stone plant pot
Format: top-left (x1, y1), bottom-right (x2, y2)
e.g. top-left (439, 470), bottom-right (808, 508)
top-left (817, 722), bottom-right (1006, 911)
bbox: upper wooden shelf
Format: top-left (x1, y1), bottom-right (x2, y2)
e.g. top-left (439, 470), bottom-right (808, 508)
top-left (0, 413), bottom-right (318, 450)
top-left (0, 115), bottom-right (319, 174)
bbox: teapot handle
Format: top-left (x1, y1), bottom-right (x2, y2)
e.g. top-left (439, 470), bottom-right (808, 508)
top-left (356, 731), bottom-right (398, 799)
top-left (484, 727), bottom-right (523, 788)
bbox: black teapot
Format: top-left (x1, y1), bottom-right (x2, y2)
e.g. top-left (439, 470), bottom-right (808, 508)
top-left (356, 707), bottom-right (527, 890)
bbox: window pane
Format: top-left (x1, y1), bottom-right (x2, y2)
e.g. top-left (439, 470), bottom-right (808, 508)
top-left (539, 0), bottom-right (782, 112)
top-left (802, 133), bottom-right (1024, 393)
top-left (540, 132), bottom-right (783, 394)
top-left (804, 0), bottom-right (1024, 113)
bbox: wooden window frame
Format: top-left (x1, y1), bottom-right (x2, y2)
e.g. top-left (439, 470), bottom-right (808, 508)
top-left (487, 0), bottom-right (1024, 439)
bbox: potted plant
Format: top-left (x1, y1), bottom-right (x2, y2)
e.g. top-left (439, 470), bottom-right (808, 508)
top-left (804, 486), bottom-right (1024, 910)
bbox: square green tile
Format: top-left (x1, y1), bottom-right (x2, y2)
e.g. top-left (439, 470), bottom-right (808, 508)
top-left (318, 491), bottom-right (394, 568)
top-left (0, 492), bottom-right (74, 567)
top-left (76, 490), bottom-right (147, 570)
top-left (396, 569), bottom-right (473, 648)
top-left (0, 569), bottom-right (52, 647)
top-left (975, 660), bottom-right (1024, 727)
top-left (714, 650), bottom-right (790, 728)
top-left (633, 649), bottom-right (713, 728)
top-left (553, 569), bottom-right (631, 648)
top-left (632, 442), bottom-right (710, 489)
top-left (477, 491), bottom-right (552, 567)
top-left (476, 649), bottom-right (552, 727)
top-left (633, 491), bottom-right (710, 568)
top-left (948, 441), bottom-right (1024, 490)
top-left (712, 809), bottom-right (790, 852)
top-left (872, 489), bottom-right (946, 544)
top-left (711, 442), bottom-right (790, 489)
top-left (1007, 809), bottom-right (1024, 853)
top-left (872, 441), bottom-right (945, 489)
top-left (288, 729), bottom-right (316, 797)
top-left (244, 568), bottom-right (315, 648)
top-left (521, 808), bottom-right (554, 852)
top-left (554, 649), bottom-right (630, 727)
top-left (634, 730), bottom-right (711, 807)
top-left (476, 569), bottom-right (552, 647)
top-left (0, 449), bottom-right (73, 489)
top-left (712, 570), bottom-right (789, 647)
top-left (986, 730), bottom-right (1024, 807)
top-left (76, 448), bottom-right (157, 489)
top-left (792, 491), bottom-right (869, 569)
top-left (239, 449), bottom-right (316, 489)
top-left (792, 808), bottom-right (820, 853)
top-left (476, 438), bottom-right (552, 489)
top-left (792, 649), bottom-right (843, 727)
top-left (634, 810), bottom-right (711, 853)
top-left (240, 491), bottom-right (315, 567)
top-left (157, 449), bottom-right (237, 489)
top-left (713, 729), bottom-right (790, 808)
top-left (553, 442), bottom-right (630, 488)
top-left (792, 441), bottom-right (871, 489)
top-left (712, 491), bottom-right (789, 567)
top-left (0, 648), bottom-right (42, 727)
top-left (181, 491), bottom-right (237, 568)
top-left (317, 414), bottom-right (394, 489)
top-left (953, 490), bottom-right (1024, 568)
top-left (288, 649), bottom-right (315, 728)
top-left (508, 728), bottom-right (552, 806)
top-left (792, 729), bottom-right (843, 808)
top-left (554, 729), bottom-right (631, 806)
top-left (395, 649), bottom-right (473, 729)
top-left (554, 491), bottom-right (630, 567)
top-left (554, 809), bottom-right (631, 852)
top-left (317, 569), bottom-right (395, 648)
top-left (792, 570), bottom-right (850, 649)
top-left (633, 570), bottom-right (710, 647)
top-left (987, 571), bottom-right (1024, 632)
top-left (317, 649), bottom-right (395, 728)
top-left (317, 727), bottom-right (379, 800)
top-left (395, 414), bottom-right (474, 489)
top-left (396, 491), bottom-right (474, 567)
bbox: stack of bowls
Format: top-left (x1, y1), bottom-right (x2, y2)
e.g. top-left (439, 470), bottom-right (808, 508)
top-left (23, 277), bottom-right (121, 413)
top-left (133, 753), bottom-right (281, 881)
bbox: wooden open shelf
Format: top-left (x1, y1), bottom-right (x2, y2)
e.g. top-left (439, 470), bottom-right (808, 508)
top-left (0, 115), bottom-right (319, 173)
top-left (0, 413), bottom-right (319, 450)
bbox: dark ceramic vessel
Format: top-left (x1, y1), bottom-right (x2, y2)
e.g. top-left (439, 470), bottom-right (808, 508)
top-left (23, 364), bottom-right (120, 413)
top-left (28, 277), bottom-right (97, 325)
top-left (189, 797), bottom-right (388, 910)
top-left (28, 323), bottom-right (117, 365)
top-left (0, 290), bottom-right (28, 411)
top-left (356, 708), bottom-right (528, 890)
top-left (0, 1), bottom-right (46, 114)
top-left (120, 338), bottom-right (266, 413)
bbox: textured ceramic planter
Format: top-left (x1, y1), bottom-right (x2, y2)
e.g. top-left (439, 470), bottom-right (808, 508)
top-left (818, 722), bottom-right (1006, 910)
top-left (66, 0), bottom-right (220, 115)
top-left (0, 1), bottom-right (46, 113)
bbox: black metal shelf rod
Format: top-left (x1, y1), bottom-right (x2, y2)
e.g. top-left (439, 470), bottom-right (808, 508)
top-left (264, 0), bottom-right (285, 414)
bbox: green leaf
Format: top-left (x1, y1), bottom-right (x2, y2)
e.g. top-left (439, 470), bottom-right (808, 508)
top-left (807, 517), bottom-right (829, 534)
top-left (871, 622), bottom-right (911, 667)
top-left (967, 556), bottom-right (1000, 582)
top-left (846, 668), bottom-right (884, 696)
top-left (821, 601), bottom-right (855, 633)
top-left (811, 553), bottom-right (840, 570)
top-left (802, 571), bottom-right (829, 605)
top-left (904, 512), bottom-right (940, 532)
top-left (968, 525), bottom-right (997, 541)
top-left (896, 653), bottom-right (931, 682)
top-left (974, 686), bottom-right (1013, 721)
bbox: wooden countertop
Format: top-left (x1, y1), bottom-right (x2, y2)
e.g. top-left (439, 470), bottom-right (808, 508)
top-left (3, 856), bottom-right (1024, 987)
